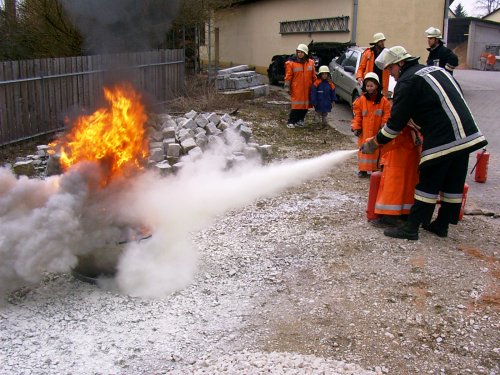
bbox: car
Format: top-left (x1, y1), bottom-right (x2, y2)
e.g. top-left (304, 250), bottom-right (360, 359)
top-left (267, 41), bottom-right (352, 86)
top-left (328, 46), bottom-right (395, 106)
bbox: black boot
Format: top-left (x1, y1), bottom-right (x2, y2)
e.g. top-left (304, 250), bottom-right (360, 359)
top-left (422, 220), bottom-right (449, 238)
top-left (384, 221), bottom-right (419, 240)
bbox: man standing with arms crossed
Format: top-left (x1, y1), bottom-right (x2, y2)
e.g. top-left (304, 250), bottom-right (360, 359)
top-left (360, 46), bottom-right (488, 240)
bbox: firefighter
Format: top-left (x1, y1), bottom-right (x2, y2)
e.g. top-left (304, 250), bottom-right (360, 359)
top-left (361, 46), bottom-right (488, 240)
top-left (284, 43), bottom-right (316, 129)
top-left (425, 27), bottom-right (458, 75)
top-left (356, 32), bottom-right (390, 97)
top-left (351, 72), bottom-right (391, 178)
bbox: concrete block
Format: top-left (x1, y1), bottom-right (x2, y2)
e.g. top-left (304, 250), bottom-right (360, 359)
top-left (218, 121), bottom-right (229, 131)
top-left (188, 146), bottom-right (203, 160)
top-left (149, 141), bottom-right (163, 149)
top-left (195, 114), bottom-right (209, 128)
top-left (149, 148), bottom-right (164, 162)
top-left (206, 122), bottom-right (220, 136)
top-left (185, 110), bottom-right (197, 119)
top-left (239, 125), bottom-right (253, 141)
top-left (206, 113), bottom-right (221, 125)
top-left (217, 65), bottom-right (250, 75)
top-left (229, 71), bottom-right (257, 78)
top-left (243, 146), bottom-right (259, 159)
top-left (161, 119), bottom-right (177, 129)
top-left (259, 144), bottom-right (273, 157)
top-left (162, 127), bottom-right (176, 139)
top-left (172, 162), bottom-right (185, 174)
top-left (230, 74), bottom-right (263, 90)
top-left (181, 138), bottom-right (197, 152)
top-left (155, 161), bottom-right (172, 176)
top-left (249, 84), bottom-right (270, 97)
top-left (221, 114), bottom-right (233, 125)
top-left (167, 143), bottom-right (181, 158)
top-left (181, 118), bottom-right (198, 131)
top-left (150, 129), bottom-right (164, 142)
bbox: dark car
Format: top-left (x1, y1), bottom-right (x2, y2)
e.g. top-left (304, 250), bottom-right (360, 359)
top-left (267, 41), bottom-right (352, 86)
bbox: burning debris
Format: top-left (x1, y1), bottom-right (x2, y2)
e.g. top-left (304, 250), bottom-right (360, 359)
top-left (1, 82), bottom-right (355, 299)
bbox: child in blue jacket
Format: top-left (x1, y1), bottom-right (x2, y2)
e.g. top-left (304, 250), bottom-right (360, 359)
top-left (311, 65), bottom-right (336, 129)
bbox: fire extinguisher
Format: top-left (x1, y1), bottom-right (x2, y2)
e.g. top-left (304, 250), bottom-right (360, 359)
top-left (366, 171), bottom-right (382, 220)
top-left (459, 183), bottom-right (469, 221)
top-left (471, 148), bottom-right (489, 183)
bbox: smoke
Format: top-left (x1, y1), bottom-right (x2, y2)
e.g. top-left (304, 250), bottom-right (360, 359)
top-left (0, 142), bottom-right (356, 299)
top-left (60, 0), bottom-right (181, 53)
top-left (113, 148), bottom-right (357, 297)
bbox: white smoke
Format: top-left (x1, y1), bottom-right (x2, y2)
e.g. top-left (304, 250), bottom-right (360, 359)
top-left (113, 148), bottom-right (357, 298)
top-left (0, 142), bottom-right (356, 299)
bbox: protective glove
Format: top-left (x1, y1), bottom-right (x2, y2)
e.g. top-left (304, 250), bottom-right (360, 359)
top-left (284, 81), bottom-right (290, 93)
top-left (356, 78), bottom-right (363, 86)
top-left (360, 137), bottom-right (379, 154)
top-left (352, 129), bottom-right (362, 137)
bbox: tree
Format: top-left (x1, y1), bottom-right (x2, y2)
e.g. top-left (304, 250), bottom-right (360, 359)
top-left (454, 3), bottom-right (468, 17)
top-left (474, 0), bottom-right (500, 16)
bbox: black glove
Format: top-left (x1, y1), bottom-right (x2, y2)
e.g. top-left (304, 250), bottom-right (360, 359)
top-left (352, 129), bottom-right (362, 137)
top-left (360, 137), bottom-right (378, 154)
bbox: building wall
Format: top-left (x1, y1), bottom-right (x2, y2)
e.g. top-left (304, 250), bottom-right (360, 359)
top-left (356, 0), bottom-right (447, 62)
top-left (483, 10), bottom-right (500, 22)
top-left (202, 0), bottom-right (447, 74)
top-left (206, 0), bottom-right (352, 74)
top-left (467, 20), bottom-right (500, 69)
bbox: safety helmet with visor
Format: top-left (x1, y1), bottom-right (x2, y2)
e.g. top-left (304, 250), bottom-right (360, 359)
top-left (375, 46), bottom-right (412, 70)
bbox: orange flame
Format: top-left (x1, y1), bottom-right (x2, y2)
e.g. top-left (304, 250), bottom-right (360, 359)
top-left (53, 83), bottom-right (149, 184)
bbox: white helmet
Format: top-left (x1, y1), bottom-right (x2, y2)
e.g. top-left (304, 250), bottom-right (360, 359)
top-left (296, 43), bottom-right (309, 55)
top-left (370, 32), bottom-right (386, 45)
top-left (318, 65), bottom-right (330, 74)
top-left (375, 46), bottom-right (412, 70)
top-left (425, 27), bottom-right (442, 39)
top-left (363, 72), bottom-right (380, 84)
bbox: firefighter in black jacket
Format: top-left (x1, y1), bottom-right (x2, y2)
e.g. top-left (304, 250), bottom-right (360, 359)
top-left (360, 46), bottom-right (488, 240)
top-left (425, 27), bottom-right (458, 75)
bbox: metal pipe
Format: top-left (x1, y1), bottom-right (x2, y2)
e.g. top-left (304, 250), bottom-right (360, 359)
top-left (351, 0), bottom-right (358, 45)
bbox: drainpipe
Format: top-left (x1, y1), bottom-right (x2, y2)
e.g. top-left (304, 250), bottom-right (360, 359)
top-left (351, 0), bottom-right (358, 45)
top-left (443, 0), bottom-right (450, 43)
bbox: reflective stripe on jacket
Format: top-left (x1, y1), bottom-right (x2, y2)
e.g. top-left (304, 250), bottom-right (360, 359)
top-left (285, 57), bottom-right (316, 109)
top-left (351, 94), bottom-right (391, 172)
top-left (375, 127), bottom-right (421, 215)
top-left (426, 41), bottom-right (458, 74)
top-left (376, 62), bottom-right (488, 167)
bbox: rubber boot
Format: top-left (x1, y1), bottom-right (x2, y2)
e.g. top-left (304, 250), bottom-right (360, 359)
top-left (384, 221), bottom-right (419, 240)
top-left (422, 219), bottom-right (449, 238)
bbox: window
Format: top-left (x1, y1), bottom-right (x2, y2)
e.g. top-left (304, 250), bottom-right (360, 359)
top-left (280, 16), bottom-right (349, 34)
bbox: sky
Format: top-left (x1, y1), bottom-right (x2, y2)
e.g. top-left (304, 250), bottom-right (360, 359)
top-left (453, 0), bottom-right (487, 16)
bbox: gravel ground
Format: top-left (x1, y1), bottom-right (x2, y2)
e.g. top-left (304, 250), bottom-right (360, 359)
top-left (0, 88), bottom-right (499, 375)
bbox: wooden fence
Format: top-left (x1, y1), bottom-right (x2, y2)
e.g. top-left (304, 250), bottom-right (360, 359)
top-left (0, 49), bottom-right (185, 146)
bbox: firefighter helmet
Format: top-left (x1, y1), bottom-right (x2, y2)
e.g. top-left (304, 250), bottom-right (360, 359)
top-left (318, 65), bottom-right (330, 74)
top-left (425, 27), bottom-right (442, 39)
top-left (375, 46), bottom-right (412, 70)
top-left (370, 32), bottom-right (386, 45)
top-left (296, 43), bottom-right (309, 55)
top-left (363, 72), bottom-right (380, 84)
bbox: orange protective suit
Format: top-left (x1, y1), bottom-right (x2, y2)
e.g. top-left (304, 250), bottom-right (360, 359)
top-left (356, 48), bottom-right (390, 96)
top-left (284, 58), bottom-right (316, 109)
top-left (351, 94), bottom-right (391, 172)
top-left (375, 126), bottom-right (422, 216)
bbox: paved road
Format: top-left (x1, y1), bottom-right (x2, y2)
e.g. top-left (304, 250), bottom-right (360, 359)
top-left (331, 69), bottom-right (500, 216)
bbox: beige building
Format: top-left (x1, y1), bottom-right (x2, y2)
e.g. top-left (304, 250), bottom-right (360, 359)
top-left (201, 0), bottom-right (450, 74)
top-left (483, 8), bottom-right (500, 22)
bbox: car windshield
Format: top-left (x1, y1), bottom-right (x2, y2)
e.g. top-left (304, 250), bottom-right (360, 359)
top-left (342, 51), bottom-right (358, 69)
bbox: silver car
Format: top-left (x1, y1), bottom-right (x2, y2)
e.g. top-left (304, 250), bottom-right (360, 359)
top-left (329, 46), bottom-right (395, 106)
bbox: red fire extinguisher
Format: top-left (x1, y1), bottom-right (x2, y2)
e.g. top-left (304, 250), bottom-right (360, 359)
top-left (472, 148), bottom-right (489, 183)
top-left (366, 171), bottom-right (382, 220)
top-left (459, 183), bottom-right (469, 221)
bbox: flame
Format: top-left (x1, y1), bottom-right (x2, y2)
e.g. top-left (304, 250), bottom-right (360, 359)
top-left (52, 83), bottom-right (149, 185)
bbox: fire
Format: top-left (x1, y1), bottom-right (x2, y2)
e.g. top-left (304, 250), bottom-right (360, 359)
top-left (52, 83), bottom-right (149, 184)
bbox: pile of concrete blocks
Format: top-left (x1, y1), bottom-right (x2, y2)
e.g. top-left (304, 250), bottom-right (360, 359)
top-left (216, 65), bottom-right (269, 98)
top-left (147, 110), bottom-right (272, 176)
top-left (10, 111), bottom-right (272, 178)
